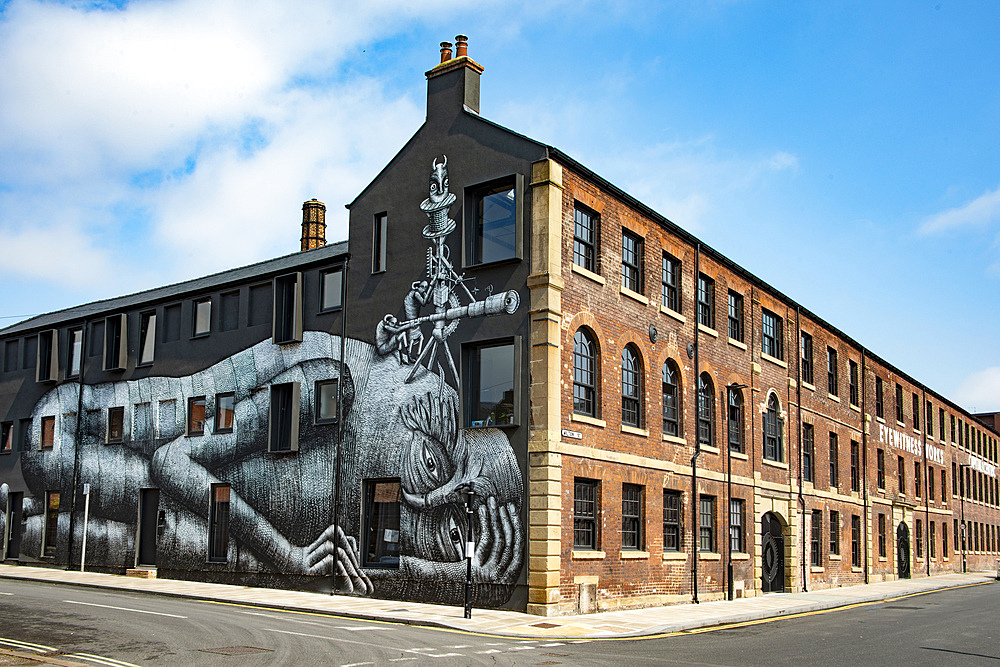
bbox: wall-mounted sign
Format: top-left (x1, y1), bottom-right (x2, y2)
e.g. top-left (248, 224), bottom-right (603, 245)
top-left (561, 428), bottom-right (582, 440)
top-left (877, 422), bottom-right (945, 465)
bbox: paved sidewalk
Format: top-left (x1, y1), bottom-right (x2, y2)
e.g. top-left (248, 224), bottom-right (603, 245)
top-left (0, 564), bottom-right (994, 641)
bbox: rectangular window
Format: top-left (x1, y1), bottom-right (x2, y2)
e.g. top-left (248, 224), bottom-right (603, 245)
top-left (849, 360), bottom-right (859, 406)
top-left (811, 509), bottom-right (823, 565)
top-left (40, 416), bottom-right (55, 449)
top-left (372, 211), bottom-right (387, 273)
top-left (314, 380), bottom-right (339, 424)
top-left (898, 455), bottom-right (905, 494)
top-left (138, 312), bottom-right (156, 365)
top-left (622, 484), bottom-right (643, 550)
top-left (851, 515), bottom-right (861, 566)
top-left (573, 478), bottom-right (598, 550)
top-left (954, 519), bottom-right (959, 551)
top-left (363, 479), bottom-right (401, 567)
top-left (803, 423), bottom-right (814, 483)
top-left (829, 510), bottom-right (840, 556)
top-left (215, 393), bottom-right (235, 433)
top-left (104, 315), bottom-right (127, 370)
top-left (465, 341), bottom-right (515, 427)
top-left (829, 432), bottom-right (839, 488)
top-left (727, 290), bottom-right (743, 342)
top-left (827, 347), bottom-right (838, 396)
top-left (895, 383), bottom-right (904, 423)
top-left (37, 329), bottom-right (58, 382)
top-left (762, 309), bottom-right (783, 359)
top-left (850, 440), bottom-right (860, 492)
top-left (912, 393), bottom-right (919, 429)
top-left (925, 400), bottom-right (933, 436)
top-left (187, 396), bottom-right (206, 436)
top-left (663, 490), bottom-right (681, 552)
top-left (943, 522), bottom-right (949, 558)
top-left (875, 377), bottom-right (884, 418)
top-left (268, 382), bottom-right (301, 452)
top-left (877, 449), bottom-right (886, 489)
top-left (573, 204), bottom-right (598, 273)
top-left (220, 290), bottom-right (240, 332)
top-left (1, 422), bottom-right (12, 453)
top-left (800, 332), bottom-right (813, 385)
top-left (320, 268), bottom-right (343, 312)
top-left (43, 491), bottom-right (60, 558)
top-left (941, 469), bottom-right (947, 503)
top-left (950, 415), bottom-right (956, 442)
top-left (914, 461), bottom-right (921, 497)
top-left (661, 253), bottom-right (680, 313)
top-left (939, 408), bottom-right (945, 442)
top-left (67, 328), bottom-right (83, 377)
top-left (107, 407), bottom-right (125, 443)
top-left (208, 484), bottom-right (230, 562)
top-left (729, 498), bottom-right (744, 553)
top-left (467, 177), bottom-right (519, 265)
top-left (621, 230), bottom-right (643, 293)
top-left (3, 339), bottom-right (17, 373)
top-left (915, 518), bottom-right (923, 558)
top-left (699, 495), bottom-right (715, 552)
top-left (878, 513), bottom-right (887, 558)
top-left (929, 522), bottom-right (936, 559)
top-left (193, 299), bottom-right (212, 337)
top-left (273, 272), bottom-right (304, 345)
top-left (697, 273), bottom-right (714, 329)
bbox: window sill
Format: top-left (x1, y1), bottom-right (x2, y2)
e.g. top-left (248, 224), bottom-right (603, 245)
top-left (317, 306), bottom-right (344, 315)
top-left (852, 566), bottom-right (864, 573)
top-left (810, 566), bottom-right (824, 573)
top-left (729, 450), bottom-right (749, 461)
top-left (850, 403), bottom-right (861, 413)
top-left (191, 333), bottom-right (210, 340)
top-left (761, 353), bottom-right (787, 369)
top-left (571, 413), bottom-right (606, 428)
top-left (698, 552), bottom-right (721, 561)
top-left (463, 255), bottom-right (521, 271)
top-left (572, 550), bottom-right (606, 560)
top-left (620, 286), bottom-right (649, 306)
top-left (621, 425), bottom-right (649, 437)
top-left (878, 557), bottom-right (887, 562)
top-left (876, 416), bottom-right (885, 424)
top-left (572, 263), bottom-right (606, 285)
top-left (828, 393), bottom-right (841, 403)
top-left (763, 458), bottom-right (789, 470)
top-left (662, 551), bottom-right (687, 561)
top-left (896, 421), bottom-right (906, 428)
top-left (728, 338), bottom-right (747, 350)
top-left (829, 554), bottom-right (842, 561)
top-left (660, 305), bottom-right (686, 324)
top-left (698, 323), bottom-right (718, 338)
top-left (621, 550), bottom-right (650, 560)
top-left (699, 443), bottom-right (720, 455)
top-left (662, 433), bottom-right (686, 445)
top-left (802, 381), bottom-right (816, 392)
top-left (731, 552), bottom-right (750, 561)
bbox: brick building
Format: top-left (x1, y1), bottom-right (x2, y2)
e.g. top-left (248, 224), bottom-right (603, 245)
top-left (0, 38), bottom-right (997, 615)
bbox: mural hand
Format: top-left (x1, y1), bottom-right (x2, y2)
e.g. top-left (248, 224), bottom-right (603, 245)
top-left (472, 496), bottom-right (522, 584)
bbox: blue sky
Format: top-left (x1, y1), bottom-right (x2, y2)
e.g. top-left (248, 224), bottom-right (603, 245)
top-left (1, 0), bottom-right (999, 411)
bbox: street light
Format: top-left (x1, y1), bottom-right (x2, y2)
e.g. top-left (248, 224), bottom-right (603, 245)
top-left (460, 487), bottom-right (476, 618)
top-left (959, 463), bottom-right (969, 574)
top-left (725, 382), bottom-right (748, 602)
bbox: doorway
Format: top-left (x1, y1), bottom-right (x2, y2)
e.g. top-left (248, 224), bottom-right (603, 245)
top-left (136, 488), bottom-right (160, 568)
top-left (761, 512), bottom-right (785, 593)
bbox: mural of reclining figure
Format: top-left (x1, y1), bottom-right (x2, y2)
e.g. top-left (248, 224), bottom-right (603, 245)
top-left (6, 330), bottom-right (523, 605)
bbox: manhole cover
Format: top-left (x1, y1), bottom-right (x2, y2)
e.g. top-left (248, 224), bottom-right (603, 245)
top-left (531, 622), bottom-right (561, 629)
top-left (200, 646), bottom-right (274, 656)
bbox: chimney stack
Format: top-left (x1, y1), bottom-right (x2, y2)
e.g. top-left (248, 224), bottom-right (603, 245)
top-left (426, 34), bottom-right (484, 117)
top-left (300, 199), bottom-right (326, 251)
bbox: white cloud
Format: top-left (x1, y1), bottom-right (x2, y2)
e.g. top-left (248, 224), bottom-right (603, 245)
top-left (952, 367), bottom-right (1000, 414)
top-left (919, 184), bottom-right (1000, 235)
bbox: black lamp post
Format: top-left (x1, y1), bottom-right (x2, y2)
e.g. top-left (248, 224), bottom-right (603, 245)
top-left (725, 382), bottom-right (748, 601)
top-left (462, 488), bottom-right (475, 618)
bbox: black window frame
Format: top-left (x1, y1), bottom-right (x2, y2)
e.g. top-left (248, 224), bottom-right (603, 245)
top-left (802, 423), bottom-right (814, 483)
top-left (811, 508), bottom-right (823, 566)
top-left (696, 273), bottom-right (715, 329)
top-left (362, 478), bottom-right (402, 568)
top-left (193, 298), bottom-right (212, 338)
top-left (40, 415), bottom-right (55, 450)
top-left (621, 483), bottom-right (644, 551)
top-left (43, 490), bottom-right (60, 558)
top-left (268, 382), bottom-right (301, 453)
top-left (314, 379), bottom-right (340, 425)
top-left (763, 394), bottom-right (783, 462)
top-left (0, 421), bottom-right (12, 454)
top-left (829, 432), bottom-right (839, 488)
top-left (662, 360), bottom-right (681, 437)
top-left (187, 396), bottom-right (206, 437)
top-left (463, 338), bottom-right (518, 428)
top-left (849, 359), bottom-right (859, 406)
top-left (729, 497), bottom-right (745, 553)
top-left (573, 478), bottom-right (599, 550)
top-left (826, 347), bottom-right (838, 397)
top-left (138, 311), bottom-right (156, 366)
top-left (319, 267), bottom-right (344, 313)
top-left (215, 392), bottom-right (235, 434)
top-left (912, 393), bottom-right (919, 430)
top-left (663, 490), bottom-right (681, 552)
top-left (727, 386), bottom-right (744, 453)
top-left (800, 332), bottom-right (813, 385)
top-left (273, 272), bottom-right (303, 345)
top-left (898, 455), bottom-right (905, 494)
top-left (573, 328), bottom-right (598, 418)
top-left (829, 510), bottom-right (840, 556)
top-left (875, 377), bottom-right (884, 418)
top-left (573, 203), bottom-right (598, 274)
top-left (851, 514), bottom-right (861, 566)
top-left (761, 309), bottom-right (783, 360)
top-left (661, 252), bottom-right (680, 313)
top-left (699, 495), bottom-right (715, 552)
top-left (372, 211), bottom-right (388, 274)
top-left (67, 327), bottom-right (83, 378)
top-left (697, 373), bottom-right (714, 447)
top-left (37, 329), bottom-right (58, 382)
top-left (877, 449), bottom-right (886, 489)
top-left (621, 229), bottom-right (644, 294)
top-left (208, 483), bottom-right (231, 562)
top-left (621, 345), bottom-right (642, 428)
top-left (465, 176), bottom-right (522, 267)
top-left (106, 407), bottom-right (125, 444)
top-left (895, 383), bottom-right (904, 423)
top-left (727, 290), bottom-right (743, 342)
top-left (850, 440), bottom-right (860, 492)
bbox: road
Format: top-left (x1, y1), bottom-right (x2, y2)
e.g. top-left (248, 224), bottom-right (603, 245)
top-left (0, 578), bottom-right (996, 666)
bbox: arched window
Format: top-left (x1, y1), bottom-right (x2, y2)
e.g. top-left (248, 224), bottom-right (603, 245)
top-left (573, 329), bottom-right (598, 417)
top-left (621, 345), bottom-right (642, 428)
top-left (764, 393), bottom-right (783, 461)
top-left (728, 386), bottom-right (744, 453)
top-left (698, 373), bottom-right (714, 447)
top-left (662, 360), bottom-right (681, 437)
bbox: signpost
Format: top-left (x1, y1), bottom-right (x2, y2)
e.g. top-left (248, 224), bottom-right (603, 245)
top-left (80, 483), bottom-right (90, 572)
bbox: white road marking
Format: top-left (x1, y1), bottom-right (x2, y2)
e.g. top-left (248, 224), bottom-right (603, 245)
top-left (0, 637), bottom-right (55, 653)
top-left (388, 658), bottom-right (418, 662)
top-left (426, 653), bottom-right (461, 658)
top-left (0, 592), bottom-right (13, 596)
top-left (447, 644), bottom-right (472, 648)
top-left (63, 600), bottom-right (186, 618)
top-left (509, 645), bottom-right (537, 651)
top-left (342, 663), bottom-right (375, 667)
top-left (476, 649), bottom-right (502, 654)
top-left (69, 653), bottom-right (142, 667)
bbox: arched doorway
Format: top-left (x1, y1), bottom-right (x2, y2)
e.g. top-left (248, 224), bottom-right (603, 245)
top-left (896, 522), bottom-right (911, 579)
top-left (761, 512), bottom-right (785, 593)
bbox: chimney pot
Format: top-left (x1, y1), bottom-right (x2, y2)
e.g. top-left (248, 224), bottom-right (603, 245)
top-left (455, 35), bottom-right (468, 58)
top-left (439, 41), bottom-right (453, 63)
top-left (300, 199), bottom-right (327, 251)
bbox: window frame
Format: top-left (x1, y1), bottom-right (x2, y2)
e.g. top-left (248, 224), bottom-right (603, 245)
top-left (42, 491), bottom-right (60, 558)
top-left (663, 490), bottom-right (682, 552)
top-left (37, 329), bottom-right (59, 382)
top-left (573, 203), bottom-right (598, 273)
top-left (319, 267), bottom-right (344, 313)
top-left (268, 382), bottom-right (301, 453)
top-left (850, 440), bottom-right (860, 492)
top-left (802, 423), bottom-right (814, 483)
top-left (187, 396), bottom-right (207, 437)
top-left (621, 229), bottom-right (644, 294)
top-left (0, 421), bottom-right (12, 454)
top-left (729, 498), bottom-right (745, 553)
top-left (661, 252), bottom-right (680, 313)
top-left (800, 332), bottom-right (813, 385)
top-left (208, 483), bottom-right (231, 562)
top-left (877, 449), bottom-right (886, 489)
top-left (826, 347), bottom-right (838, 396)
top-left (849, 359), bottom-right (859, 406)
top-left (40, 415), bottom-right (56, 450)
top-left (829, 432), bottom-right (839, 488)
top-left (761, 309), bottom-right (783, 360)
top-left (829, 510), bottom-right (840, 556)
top-left (362, 478), bottom-right (402, 568)
top-left (464, 175), bottom-right (523, 267)
top-left (573, 478), bottom-right (599, 550)
top-left (193, 298), bottom-right (212, 338)
top-left (67, 327), bottom-right (83, 378)
top-left (697, 373), bottom-right (714, 448)
top-left (621, 345), bottom-right (642, 429)
top-left (138, 311), bottom-right (156, 366)
top-left (573, 328), bottom-right (598, 418)
top-left (851, 514), bottom-right (861, 566)
top-left (763, 394), bottom-right (783, 462)
top-left (699, 495), bottom-right (716, 553)
top-left (372, 211), bottom-right (388, 274)
top-left (214, 392), bottom-right (235, 434)
top-left (696, 273), bottom-right (715, 329)
top-left (875, 377), bottom-right (884, 418)
top-left (106, 407), bottom-right (125, 444)
top-left (314, 379), bottom-right (340, 425)
top-left (727, 386), bottom-right (744, 453)
top-left (727, 290), bottom-right (744, 342)
top-left (273, 272), bottom-right (304, 345)
top-left (463, 338), bottom-right (519, 428)
top-left (811, 508), bottom-right (823, 566)
top-left (621, 483), bottom-right (644, 551)
top-left (895, 383), bottom-right (904, 423)
top-left (662, 360), bottom-right (681, 437)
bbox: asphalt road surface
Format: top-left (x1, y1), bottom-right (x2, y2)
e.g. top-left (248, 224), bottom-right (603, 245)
top-left (0, 578), bottom-right (996, 666)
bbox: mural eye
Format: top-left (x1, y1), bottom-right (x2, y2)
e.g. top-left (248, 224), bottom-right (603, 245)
top-left (449, 526), bottom-right (460, 543)
top-left (425, 454), bottom-right (436, 472)
top-left (443, 177), bottom-right (448, 189)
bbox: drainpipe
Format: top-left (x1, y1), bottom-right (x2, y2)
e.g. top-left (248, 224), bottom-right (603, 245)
top-left (796, 307), bottom-right (806, 592)
top-left (66, 319), bottom-right (88, 570)
top-left (691, 243), bottom-right (701, 604)
top-left (861, 350), bottom-right (870, 584)
top-left (921, 387), bottom-right (930, 577)
top-left (331, 255), bottom-right (350, 595)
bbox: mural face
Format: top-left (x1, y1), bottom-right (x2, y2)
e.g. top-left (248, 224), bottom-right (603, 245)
top-left (0, 155), bottom-right (524, 607)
